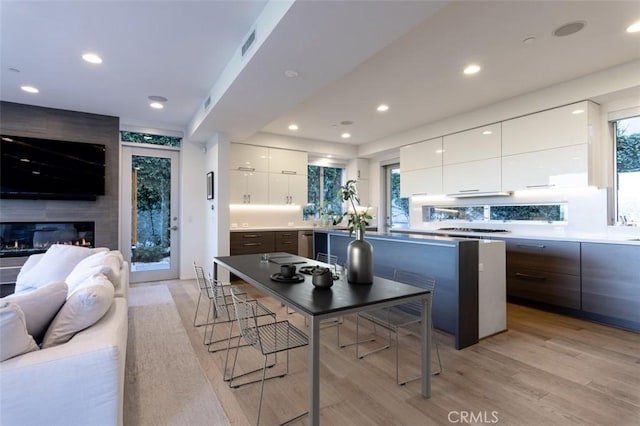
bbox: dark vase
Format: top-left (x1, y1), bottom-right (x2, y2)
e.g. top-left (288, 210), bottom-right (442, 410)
top-left (347, 228), bottom-right (373, 284)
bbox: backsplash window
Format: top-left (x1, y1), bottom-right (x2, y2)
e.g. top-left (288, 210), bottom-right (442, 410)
top-left (422, 203), bottom-right (567, 223)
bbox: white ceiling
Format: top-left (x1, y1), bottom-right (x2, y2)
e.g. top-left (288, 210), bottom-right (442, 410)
top-left (2, 1), bottom-right (639, 150)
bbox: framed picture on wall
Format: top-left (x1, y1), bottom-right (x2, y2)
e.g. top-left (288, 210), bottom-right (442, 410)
top-left (207, 171), bottom-right (214, 200)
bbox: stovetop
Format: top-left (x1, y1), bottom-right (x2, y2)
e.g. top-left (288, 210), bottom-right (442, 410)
top-left (438, 227), bottom-right (510, 233)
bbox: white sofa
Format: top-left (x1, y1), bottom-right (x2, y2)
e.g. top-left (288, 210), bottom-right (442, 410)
top-left (0, 246), bottom-right (129, 426)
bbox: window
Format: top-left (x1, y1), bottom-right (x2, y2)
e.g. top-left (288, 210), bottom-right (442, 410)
top-left (386, 165), bottom-right (409, 228)
top-left (421, 203), bottom-right (567, 223)
top-left (614, 116), bottom-right (640, 225)
top-left (304, 165), bottom-right (344, 221)
top-left (121, 131), bottom-right (181, 147)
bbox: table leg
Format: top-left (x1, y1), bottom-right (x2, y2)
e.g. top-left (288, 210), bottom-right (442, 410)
top-left (308, 315), bottom-right (320, 426)
top-left (422, 294), bottom-right (432, 398)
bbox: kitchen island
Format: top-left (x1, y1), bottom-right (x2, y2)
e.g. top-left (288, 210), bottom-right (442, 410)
top-left (314, 230), bottom-right (506, 349)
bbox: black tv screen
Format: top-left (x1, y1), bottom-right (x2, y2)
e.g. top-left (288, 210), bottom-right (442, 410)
top-left (1, 134), bottom-right (106, 200)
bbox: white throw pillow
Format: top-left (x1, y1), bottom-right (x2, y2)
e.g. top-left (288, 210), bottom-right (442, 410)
top-left (66, 251), bottom-right (123, 294)
top-left (0, 301), bottom-right (39, 361)
top-left (2, 281), bottom-right (68, 343)
top-left (41, 274), bottom-right (114, 348)
top-left (15, 244), bottom-right (108, 292)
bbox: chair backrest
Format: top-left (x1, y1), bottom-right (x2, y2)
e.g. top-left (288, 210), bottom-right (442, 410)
top-left (392, 269), bottom-right (436, 316)
top-left (207, 272), bottom-right (233, 320)
top-left (193, 262), bottom-right (208, 291)
top-left (316, 252), bottom-right (338, 265)
top-left (230, 288), bottom-right (262, 351)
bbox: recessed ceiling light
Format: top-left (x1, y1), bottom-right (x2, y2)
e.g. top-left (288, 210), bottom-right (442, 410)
top-left (21, 85), bottom-right (39, 93)
top-left (288, 124), bottom-right (299, 131)
top-left (463, 64), bottom-right (481, 75)
top-left (627, 20), bottom-right (640, 33)
top-left (377, 104), bottom-right (389, 112)
top-left (284, 69), bottom-right (299, 78)
top-left (148, 95), bottom-right (168, 102)
top-left (572, 109), bottom-right (584, 115)
top-left (150, 102), bottom-right (164, 109)
top-left (482, 130), bottom-right (493, 135)
top-left (553, 21), bottom-right (586, 37)
top-left (341, 132), bottom-right (351, 139)
top-left (82, 53), bottom-right (102, 64)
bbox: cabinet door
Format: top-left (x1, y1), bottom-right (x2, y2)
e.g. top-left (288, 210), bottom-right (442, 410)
top-left (268, 173), bottom-right (289, 204)
top-left (246, 171), bottom-right (269, 204)
top-left (502, 101), bottom-right (590, 156)
top-left (502, 144), bottom-right (588, 190)
top-left (400, 167), bottom-right (442, 197)
top-left (269, 148), bottom-right (307, 175)
top-left (443, 123), bottom-right (501, 165)
top-left (582, 243), bottom-right (640, 326)
top-left (229, 170), bottom-right (248, 204)
top-left (443, 158), bottom-right (501, 195)
top-left (230, 232), bottom-right (275, 254)
top-left (287, 173), bottom-right (308, 205)
top-left (400, 137), bottom-right (442, 172)
top-left (230, 144), bottom-right (269, 172)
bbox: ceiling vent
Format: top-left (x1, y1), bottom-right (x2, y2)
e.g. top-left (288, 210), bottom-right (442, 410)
top-left (241, 29), bottom-right (256, 57)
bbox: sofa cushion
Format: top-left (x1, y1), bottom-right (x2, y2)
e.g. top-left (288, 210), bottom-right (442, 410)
top-left (42, 274), bottom-right (115, 348)
top-left (2, 281), bottom-right (68, 342)
top-left (0, 301), bottom-right (39, 361)
top-left (15, 245), bottom-right (108, 293)
top-left (66, 251), bottom-right (123, 295)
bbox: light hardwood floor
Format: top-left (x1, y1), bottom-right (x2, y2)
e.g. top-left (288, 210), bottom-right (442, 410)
top-left (158, 279), bottom-right (640, 426)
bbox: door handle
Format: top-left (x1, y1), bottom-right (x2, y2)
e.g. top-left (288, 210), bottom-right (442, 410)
top-left (168, 226), bottom-right (178, 231)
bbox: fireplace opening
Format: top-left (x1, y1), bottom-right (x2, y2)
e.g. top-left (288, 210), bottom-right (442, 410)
top-left (0, 222), bottom-right (95, 258)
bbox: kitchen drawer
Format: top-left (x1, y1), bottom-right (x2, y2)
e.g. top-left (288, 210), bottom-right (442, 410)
top-left (230, 232), bottom-right (275, 255)
top-left (504, 238), bottom-right (580, 275)
top-left (275, 231), bottom-right (298, 255)
top-left (507, 267), bottom-right (580, 309)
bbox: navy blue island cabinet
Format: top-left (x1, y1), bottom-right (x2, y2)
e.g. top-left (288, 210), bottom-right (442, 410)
top-left (315, 229), bottom-right (480, 349)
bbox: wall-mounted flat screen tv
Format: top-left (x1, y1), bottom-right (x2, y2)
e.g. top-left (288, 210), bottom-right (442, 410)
top-left (1, 134), bottom-right (106, 200)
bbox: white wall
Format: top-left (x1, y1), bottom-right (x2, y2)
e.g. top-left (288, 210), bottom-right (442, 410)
top-left (179, 138), bottom-right (206, 279)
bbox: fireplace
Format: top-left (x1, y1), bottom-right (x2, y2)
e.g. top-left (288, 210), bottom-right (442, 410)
top-left (0, 222), bottom-right (95, 258)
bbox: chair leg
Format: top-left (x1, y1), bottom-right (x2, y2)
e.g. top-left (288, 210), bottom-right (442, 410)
top-left (193, 291), bottom-right (202, 327)
top-left (356, 315), bottom-right (390, 359)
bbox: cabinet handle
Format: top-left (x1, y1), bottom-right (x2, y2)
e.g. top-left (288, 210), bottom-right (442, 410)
top-left (238, 167), bottom-right (255, 172)
top-left (516, 244), bottom-right (546, 249)
top-left (526, 184), bottom-right (555, 188)
top-left (280, 241), bottom-right (293, 245)
top-left (247, 194), bottom-right (251, 203)
top-left (243, 234), bottom-right (261, 238)
top-left (282, 170), bottom-right (297, 175)
top-left (243, 243), bottom-right (262, 247)
top-left (515, 272), bottom-right (547, 281)
top-left (458, 189), bottom-right (479, 193)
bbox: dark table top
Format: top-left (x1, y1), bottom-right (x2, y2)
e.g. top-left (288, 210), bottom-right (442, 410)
top-left (214, 253), bottom-right (430, 318)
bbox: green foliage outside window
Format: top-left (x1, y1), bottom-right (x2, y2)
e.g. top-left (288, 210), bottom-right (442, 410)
top-left (305, 165), bottom-right (344, 221)
top-left (121, 131), bottom-right (181, 147)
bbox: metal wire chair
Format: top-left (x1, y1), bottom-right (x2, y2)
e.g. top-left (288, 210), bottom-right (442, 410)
top-left (229, 288), bottom-right (309, 426)
top-left (355, 269), bottom-right (442, 385)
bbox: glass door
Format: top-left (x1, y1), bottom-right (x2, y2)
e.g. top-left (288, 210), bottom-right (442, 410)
top-left (121, 145), bottom-right (180, 283)
top-left (385, 163), bottom-right (409, 231)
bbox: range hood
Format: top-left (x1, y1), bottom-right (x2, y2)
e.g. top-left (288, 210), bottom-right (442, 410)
top-left (446, 191), bottom-right (513, 198)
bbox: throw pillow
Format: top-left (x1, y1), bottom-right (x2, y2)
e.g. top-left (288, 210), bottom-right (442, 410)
top-left (15, 244), bottom-right (108, 292)
top-left (66, 251), bottom-right (123, 294)
top-left (0, 301), bottom-right (39, 362)
top-left (41, 274), bottom-right (114, 348)
top-left (2, 281), bottom-right (68, 343)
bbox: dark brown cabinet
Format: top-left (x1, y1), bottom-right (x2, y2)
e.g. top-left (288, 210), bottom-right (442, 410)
top-left (581, 243), bottom-right (640, 327)
top-left (274, 231), bottom-right (298, 255)
top-left (503, 238), bottom-right (581, 309)
top-left (230, 232), bottom-right (275, 255)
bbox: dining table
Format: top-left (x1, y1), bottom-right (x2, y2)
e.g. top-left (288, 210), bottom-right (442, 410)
top-left (213, 252), bottom-right (432, 426)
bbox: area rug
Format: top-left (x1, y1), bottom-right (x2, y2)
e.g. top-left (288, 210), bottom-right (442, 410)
top-left (124, 284), bottom-right (230, 426)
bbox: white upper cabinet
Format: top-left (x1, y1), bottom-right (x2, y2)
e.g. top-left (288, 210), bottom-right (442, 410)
top-left (443, 158), bottom-right (502, 195)
top-left (400, 137), bottom-right (443, 172)
top-left (443, 123), bottom-right (501, 165)
top-left (230, 170), bottom-right (269, 204)
top-left (502, 144), bottom-right (589, 190)
top-left (268, 173), bottom-right (307, 205)
top-left (230, 144), bottom-right (269, 172)
top-left (268, 148), bottom-right (307, 175)
top-left (400, 167), bottom-right (443, 197)
top-left (502, 101), bottom-right (594, 156)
